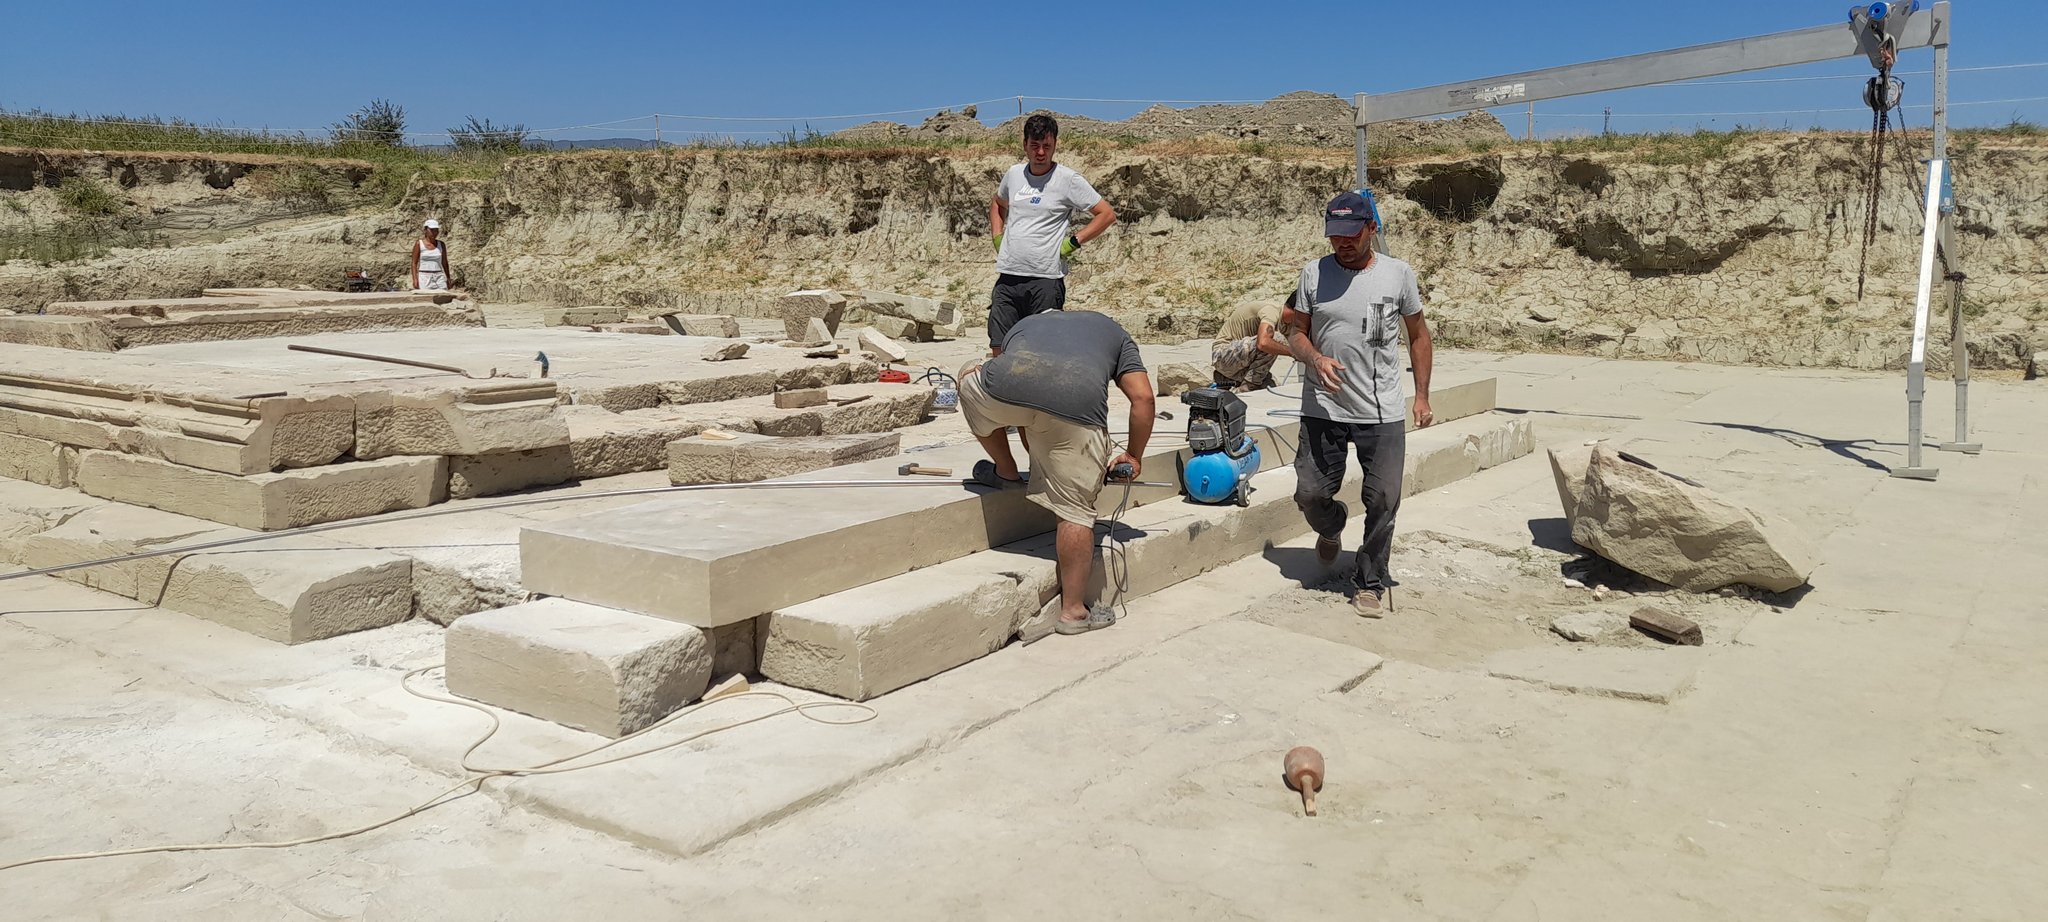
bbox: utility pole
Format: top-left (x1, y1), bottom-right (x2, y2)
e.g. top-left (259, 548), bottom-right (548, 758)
top-left (1526, 103), bottom-right (1534, 140)
top-left (1017, 96), bottom-right (1024, 117)
top-left (654, 114), bottom-right (661, 149)
top-left (1603, 107), bottom-right (1612, 136)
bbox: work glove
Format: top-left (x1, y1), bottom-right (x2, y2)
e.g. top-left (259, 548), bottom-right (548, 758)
top-left (1060, 234), bottom-right (1080, 259)
top-left (992, 233), bottom-right (1003, 253)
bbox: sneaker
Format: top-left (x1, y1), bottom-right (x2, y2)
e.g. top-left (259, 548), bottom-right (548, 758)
top-left (1315, 535), bottom-right (1341, 567)
top-left (1352, 586), bottom-right (1385, 618)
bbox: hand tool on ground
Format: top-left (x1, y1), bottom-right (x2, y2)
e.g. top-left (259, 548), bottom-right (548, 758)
top-left (832, 394), bottom-right (872, 407)
top-left (898, 464), bottom-right (953, 477)
top-left (288, 343), bottom-right (497, 379)
top-left (1174, 387), bottom-right (1261, 506)
top-left (1284, 746), bottom-right (1325, 817)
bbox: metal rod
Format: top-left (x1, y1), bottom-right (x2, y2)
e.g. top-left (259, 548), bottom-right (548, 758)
top-left (0, 477), bottom-right (1178, 583)
top-left (1894, 157), bottom-right (1947, 481)
top-left (1356, 1), bottom-right (1948, 123)
top-left (287, 343), bottom-right (484, 379)
top-left (1352, 93), bottom-right (1370, 188)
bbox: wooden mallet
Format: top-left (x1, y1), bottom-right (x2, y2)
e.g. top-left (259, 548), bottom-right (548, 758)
top-left (1284, 746), bottom-right (1325, 817)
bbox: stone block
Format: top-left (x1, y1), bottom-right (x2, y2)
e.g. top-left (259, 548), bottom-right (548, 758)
top-left (160, 540), bottom-right (414, 643)
top-left (0, 479), bottom-right (107, 550)
top-left (446, 598), bottom-right (714, 737)
top-left (857, 327), bottom-right (908, 363)
top-left (447, 446), bottom-right (575, 499)
top-left (0, 432), bottom-right (72, 488)
top-left (10, 503), bottom-right (235, 601)
top-left (854, 290), bottom-right (958, 327)
top-left (702, 341), bottom-right (749, 362)
top-left (1570, 445), bottom-right (1816, 593)
top-left (0, 316), bottom-right (117, 352)
top-left (349, 380), bottom-right (568, 459)
top-left (542, 306), bottom-right (630, 326)
top-left (1154, 362), bottom-right (1210, 396)
top-left (1550, 610), bottom-right (1630, 643)
top-left (774, 388), bottom-right (828, 409)
top-left (674, 314), bottom-right (742, 338)
top-left (1548, 441), bottom-right (1601, 521)
top-left (667, 431), bottom-right (901, 485)
top-left (72, 451), bottom-right (448, 531)
top-left (869, 315), bottom-right (937, 342)
top-left (780, 290), bottom-right (847, 340)
top-left (591, 322), bottom-right (672, 336)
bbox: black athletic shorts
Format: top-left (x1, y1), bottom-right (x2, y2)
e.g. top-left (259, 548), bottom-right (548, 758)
top-left (988, 274), bottom-right (1066, 348)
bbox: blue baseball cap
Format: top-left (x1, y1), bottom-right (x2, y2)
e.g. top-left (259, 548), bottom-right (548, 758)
top-left (1323, 190), bottom-right (1379, 237)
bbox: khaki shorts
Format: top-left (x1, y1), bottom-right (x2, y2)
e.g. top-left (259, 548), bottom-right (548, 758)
top-left (957, 362), bottom-right (1111, 527)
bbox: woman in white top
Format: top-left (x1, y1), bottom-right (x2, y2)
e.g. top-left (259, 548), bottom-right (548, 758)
top-left (412, 219), bottom-right (452, 291)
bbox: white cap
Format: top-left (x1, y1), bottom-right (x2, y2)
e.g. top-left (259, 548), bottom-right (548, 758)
top-left (423, 219), bottom-right (441, 230)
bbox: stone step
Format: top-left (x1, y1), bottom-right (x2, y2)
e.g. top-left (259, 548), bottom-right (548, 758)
top-left (520, 375), bottom-right (1498, 630)
top-left (2, 496), bottom-right (413, 643)
top-left (72, 451), bottom-right (447, 531)
top-left (445, 597), bottom-right (714, 737)
top-left (761, 411), bottom-right (1536, 700)
top-left (669, 431), bottom-right (902, 485)
top-left (442, 383), bottom-right (935, 499)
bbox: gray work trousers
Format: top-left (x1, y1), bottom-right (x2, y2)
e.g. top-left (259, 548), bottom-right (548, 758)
top-left (1293, 416), bottom-right (1406, 589)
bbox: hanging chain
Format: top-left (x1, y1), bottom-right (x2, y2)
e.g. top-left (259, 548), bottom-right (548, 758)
top-left (1855, 43), bottom-right (1898, 302)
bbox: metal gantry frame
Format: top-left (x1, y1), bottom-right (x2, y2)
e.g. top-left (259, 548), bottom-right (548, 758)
top-left (1351, 1), bottom-right (1972, 480)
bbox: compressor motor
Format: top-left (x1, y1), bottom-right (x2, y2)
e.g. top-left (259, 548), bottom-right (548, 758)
top-left (1177, 386), bottom-right (1261, 506)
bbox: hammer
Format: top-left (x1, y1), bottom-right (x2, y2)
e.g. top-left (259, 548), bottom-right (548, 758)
top-left (1284, 746), bottom-right (1325, 817)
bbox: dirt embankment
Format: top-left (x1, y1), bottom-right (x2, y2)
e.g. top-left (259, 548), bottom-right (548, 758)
top-left (2, 136), bottom-right (2043, 371)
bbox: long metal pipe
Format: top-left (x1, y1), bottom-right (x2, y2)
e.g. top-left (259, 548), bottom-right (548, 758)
top-left (0, 477), bottom-right (1177, 584)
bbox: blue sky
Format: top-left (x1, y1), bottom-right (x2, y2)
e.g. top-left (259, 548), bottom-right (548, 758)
top-left (4, 1), bottom-right (2039, 143)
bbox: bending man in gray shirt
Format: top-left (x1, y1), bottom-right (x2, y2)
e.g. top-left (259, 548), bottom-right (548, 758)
top-left (1281, 190), bottom-right (1435, 617)
top-left (956, 310), bottom-right (1154, 636)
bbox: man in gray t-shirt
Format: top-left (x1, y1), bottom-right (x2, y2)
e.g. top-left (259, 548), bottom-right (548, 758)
top-left (957, 310), bottom-right (1153, 637)
top-left (986, 114), bottom-right (1117, 353)
top-left (1282, 190), bottom-right (1436, 617)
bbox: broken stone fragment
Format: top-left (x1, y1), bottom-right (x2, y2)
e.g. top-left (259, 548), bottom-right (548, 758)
top-left (674, 313), bottom-right (742, 338)
top-left (1153, 362), bottom-right (1209, 396)
top-left (1569, 445), bottom-right (1816, 593)
top-left (701, 341), bottom-right (750, 362)
top-left (780, 289), bottom-right (847, 340)
top-left (773, 388), bottom-right (828, 409)
top-left (805, 317), bottom-right (835, 344)
top-left (857, 326), bottom-right (908, 363)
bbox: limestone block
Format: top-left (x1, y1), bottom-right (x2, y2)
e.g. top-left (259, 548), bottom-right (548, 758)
top-left (0, 316), bottom-right (117, 352)
top-left (667, 431), bottom-right (901, 485)
top-left (774, 388), bottom-right (828, 409)
top-left (447, 447), bottom-right (575, 499)
top-left (855, 290), bottom-right (959, 327)
top-left (780, 290), bottom-right (847, 340)
top-left (1548, 441), bottom-right (1601, 521)
top-left (10, 503), bottom-right (235, 601)
top-left (445, 598), bottom-right (714, 737)
top-left (409, 545), bottom-right (525, 626)
top-left (349, 380), bottom-right (569, 459)
top-left (0, 379), bottom-right (355, 476)
top-left (73, 451), bottom-right (448, 531)
top-left (857, 327), bottom-right (908, 363)
top-left (1570, 445), bottom-right (1816, 593)
top-left (542, 306), bottom-right (629, 326)
top-left (1154, 362), bottom-right (1210, 396)
top-left (591, 322), bottom-right (672, 336)
top-left (801, 317), bottom-right (833, 345)
top-left (160, 540), bottom-right (414, 644)
top-left (0, 432), bottom-right (72, 488)
top-left (702, 341), bottom-right (749, 362)
top-left (869, 315), bottom-right (937, 343)
top-left (0, 479), bottom-right (109, 554)
top-left (674, 314), bottom-right (742, 338)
